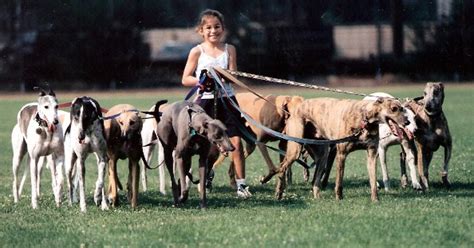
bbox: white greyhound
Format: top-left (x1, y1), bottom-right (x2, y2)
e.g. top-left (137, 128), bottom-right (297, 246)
top-left (13, 110), bottom-right (70, 203)
top-left (64, 96), bottom-right (109, 212)
top-left (11, 88), bottom-right (64, 209)
top-left (364, 92), bottom-right (422, 191)
top-left (140, 108), bottom-right (167, 195)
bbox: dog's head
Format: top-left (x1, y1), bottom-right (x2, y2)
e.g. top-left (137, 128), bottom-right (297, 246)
top-left (365, 98), bottom-right (410, 139)
top-left (115, 109), bottom-right (142, 141)
top-left (195, 118), bottom-right (235, 156)
top-left (364, 93), bottom-right (416, 140)
top-left (70, 96), bottom-right (103, 143)
top-left (35, 87), bottom-right (59, 132)
top-left (423, 82), bottom-right (444, 116)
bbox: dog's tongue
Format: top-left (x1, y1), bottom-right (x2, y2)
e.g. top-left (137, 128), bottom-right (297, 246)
top-left (48, 123), bottom-right (56, 133)
top-left (404, 128), bottom-right (414, 140)
top-left (388, 119), bottom-right (404, 141)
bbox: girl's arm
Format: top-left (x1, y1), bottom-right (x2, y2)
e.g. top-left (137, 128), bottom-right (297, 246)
top-left (228, 44), bottom-right (237, 71)
top-left (182, 46), bottom-right (200, 87)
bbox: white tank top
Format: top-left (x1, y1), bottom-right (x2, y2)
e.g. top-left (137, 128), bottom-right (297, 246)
top-left (195, 44), bottom-right (235, 99)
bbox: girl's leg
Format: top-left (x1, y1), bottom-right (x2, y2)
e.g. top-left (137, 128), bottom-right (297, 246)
top-left (231, 136), bottom-right (252, 198)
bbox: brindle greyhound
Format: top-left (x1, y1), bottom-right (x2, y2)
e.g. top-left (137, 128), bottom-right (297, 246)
top-left (274, 97), bottom-right (409, 202)
top-left (156, 101), bottom-right (234, 208)
top-left (404, 82), bottom-right (452, 189)
top-left (11, 87), bottom-right (64, 209)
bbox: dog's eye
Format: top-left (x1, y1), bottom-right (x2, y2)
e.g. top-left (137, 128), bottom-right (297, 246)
top-left (44, 106), bottom-right (49, 109)
top-left (55, 105), bottom-right (59, 110)
top-left (129, 120), bottom-right (135, 126)
top-left (391, 106), bottom-right (399, 112)
top-left (119, 121), bottom-right (123, 125)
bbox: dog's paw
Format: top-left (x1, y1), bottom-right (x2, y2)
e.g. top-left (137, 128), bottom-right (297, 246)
top-left (412, 181), bottom-right (423, 191)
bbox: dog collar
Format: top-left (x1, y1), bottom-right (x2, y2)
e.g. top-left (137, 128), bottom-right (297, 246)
top-left (34, 112), bottom-right (49, 128)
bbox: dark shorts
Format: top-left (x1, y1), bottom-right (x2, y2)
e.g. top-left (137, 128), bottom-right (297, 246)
top-left (197, 96), bottom-right (248, 138)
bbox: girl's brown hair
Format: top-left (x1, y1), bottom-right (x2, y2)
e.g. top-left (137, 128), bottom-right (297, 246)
top-left (195, 9), bottom-right (225, 32)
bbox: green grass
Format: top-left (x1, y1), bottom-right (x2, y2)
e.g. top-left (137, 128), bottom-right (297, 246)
top-left (0, 84), bottom-right (473, 247)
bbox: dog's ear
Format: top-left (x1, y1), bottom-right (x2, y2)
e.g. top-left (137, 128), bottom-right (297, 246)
top-left (47, 88), bottom-right (56, 97)
top-left (275, 96), bottom-right (290, 118)
top-left (365, 102), bottom-right (381, 123)
top-left (196, 120), bottom-right (208, 135)
top-left (33, 86), bottom-right (47, 96)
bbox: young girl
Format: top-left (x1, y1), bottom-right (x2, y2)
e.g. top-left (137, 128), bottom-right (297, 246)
top-left (182, 9), bottom-right (252, 198)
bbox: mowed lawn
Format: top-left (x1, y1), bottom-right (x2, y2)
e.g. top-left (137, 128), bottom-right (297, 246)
top-left (0, 84), bottom-right (472, 247)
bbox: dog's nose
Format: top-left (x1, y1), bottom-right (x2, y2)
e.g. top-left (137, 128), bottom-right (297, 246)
top-left (404, 120), bottom-right (411, 126)
top-left (53, 119), bottom-right (59, 125)
top-left (78, 132), bottom-right (85, 141)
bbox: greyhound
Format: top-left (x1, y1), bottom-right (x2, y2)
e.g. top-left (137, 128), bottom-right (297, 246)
top-left (405, 82), bottom-right (452, 189)
top-left (156, 101), bottom-right (234, 208)
top-left (64, 96), bottom-right (109, 212)
top-left (11, 87), bottom-right (64, 209)
top-left (104, 101), bottom-right (167, 208)
top-left (140, 104), bottom-right (168, 194)
top-left (13, 110), bottom-right (70, 203)
top-left (275, 97), bottom-right (409, 201)
top-left (363, 92), bottom-right (421, 191)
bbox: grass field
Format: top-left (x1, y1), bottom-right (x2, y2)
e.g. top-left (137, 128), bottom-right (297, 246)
top-left (0, 84), bottom-right (473, 247)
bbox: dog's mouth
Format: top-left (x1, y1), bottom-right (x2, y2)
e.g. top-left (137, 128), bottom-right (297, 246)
top-left (215, 142), bottom-right (235, 157)
top-left (48, 123), bottom-right (56, 133)
top-left (386, 118), bottom-right (412, 141)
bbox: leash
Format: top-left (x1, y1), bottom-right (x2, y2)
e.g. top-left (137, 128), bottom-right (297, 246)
top-left (213, 67), bottom-right (290, 116)
top-left (216, 96), bottom-right (313, 169)
top-left (220, 68), bottom-right (370, 97)
top-left (209, 68), bottom-right (361, 145)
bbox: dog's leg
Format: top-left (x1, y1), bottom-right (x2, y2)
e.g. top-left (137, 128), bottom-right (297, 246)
top-left (34, 156), bottom-right (48, 200)
top-left (257, 142), bottom-right (279, 184)
top-left (107, 157), bottom-right (119, 207)
top-left (95, 153), bottom-right (109, 211)
top-left (441, 139), bottom-right (452, 188)
top-left (29, 155), bottom-right (40, 209)
top-left (367, 147), bottom-right (379, 202)
top-left (401, 140), bottom-right (422, 190)
top-left (176, 154), bottom-right (190, 204)
top-left (321, 145), bottom-right (336, 190)
top-left (377, 144), bottom-right (391, 192)
top-left (334, 148), bottom-right (346, 201)
top-left (128, 159), bottom-right (140, 208)
top-left (65, 153), bottom-right (78, 206)
top-left (141, 144), bottom-right (153, 192)
top-left (46, 154), bottom-right (61, 206)
top-left (12, 134), bottom-right (27, 203)
top-left (164, 149), bottom-right (180, 206)
top-left (416, 140), bottom-right (429, 189)
top-left (399, 150), bottom-right (408, 188)
top-left (311, 146), bottom-right (329, 199)
top-left (198, 155), bottom-right (208, 209)
top-left (77, 156), bottom-right (87, 212)
top-left (275, 140), bottom-right (302, 199)
top-left (157, 140), bottom-right (167, 195)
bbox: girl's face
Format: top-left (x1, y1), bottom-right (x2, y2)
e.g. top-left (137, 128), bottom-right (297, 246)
top-left (199, 16), bottom-right (224, 43)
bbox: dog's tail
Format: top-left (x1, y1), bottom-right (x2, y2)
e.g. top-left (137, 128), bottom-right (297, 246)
top-left (142, 99), bottom-right (168, 123)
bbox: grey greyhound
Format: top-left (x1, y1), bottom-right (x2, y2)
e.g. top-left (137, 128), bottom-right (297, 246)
top-left (156, 101), bottom-right (234, 208)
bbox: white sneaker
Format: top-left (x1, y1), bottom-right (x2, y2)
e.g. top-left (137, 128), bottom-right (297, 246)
top-left (237, 184), bottom-right (252, 198)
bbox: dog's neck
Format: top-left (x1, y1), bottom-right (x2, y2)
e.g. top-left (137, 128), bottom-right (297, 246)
top-left (187, 108), bottom-right (207, 136)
